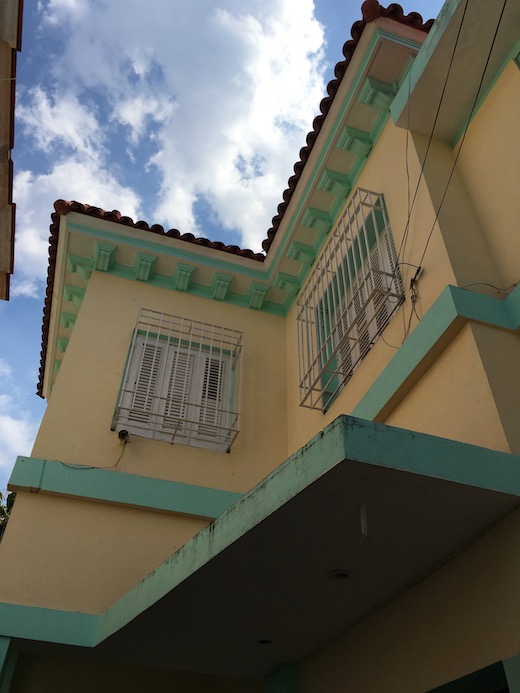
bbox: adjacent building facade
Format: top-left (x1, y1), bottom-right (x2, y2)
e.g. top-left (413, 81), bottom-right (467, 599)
top-left (1, 0), bottom-right (520, 690)
top-left (0, 0), bottom-right (23, 300)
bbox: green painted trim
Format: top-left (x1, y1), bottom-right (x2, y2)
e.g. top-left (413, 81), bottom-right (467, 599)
top-left (67, 26), bottom-right (416, 297)
top-left (451, 36), bottom-right (520, 147)
top-left (97, 415), bottom-right (520, 644)
top-left (133, 252), bottom-right (157, 282)
top-left (504, 653), bottom-right (520, 693)
top-left (93, 241), bottom-right (116, 271)
top-left (63, 284), bottom-right (85, 308)
top-left (428, 661), bottom-right (507, 692)
top-left (0, 602), bottom-right (97, 646)
top-left (67, 254), bottom-right (92, 280)
top-left (0, 638), bottom-right (10, 676)
top-left (353, 284), bottom-right (520, 421)
top-left (58, 26), bottom-right (421, 335)
top-left (59, 312), bottom-right (77, 329)
top-left (9, 457), bottom-right (242, 520)
top-left (341, 418), bottom-right (520, 497)
top-left (391, 0), bottom-right (464, 124)
top-left (0, 637), bottom-right (14, 693)
top-left (0, 652), bottom-right (16, 693)
top-left (4, 417), bottom-right (520, 647)
top-left (210, 272), bottom-right (233, 301)
top-left (67, 221), bottom-right (269, 281)
top-left (264, 663), bottom-right (298, 692)
top-left (65, 258), bottom-right (286, 317)
top-left (376, 28), bottom-right (424, 53)
top-left (95, 417), bottom-right (347, 642)
top-left (171, 262), bottom-right (195, 291)
top-left (246, 282), bottom-right (269, 310)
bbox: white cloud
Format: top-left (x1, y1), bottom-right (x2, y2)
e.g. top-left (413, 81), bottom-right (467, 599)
top-left (0, 381), bottom-right (40, 489)
top-left (112, 95), bottom-right (176, 146)
top-left (42, 0), bottom-right (89, 25)
top-left (17, 88), bottom-right (105, 161)
top-left (0, 359), bottom-right (12, 378)
top-left (29, 0), bottom-right (327, 251)
top-left (13, 162), bottom-right (141, 292)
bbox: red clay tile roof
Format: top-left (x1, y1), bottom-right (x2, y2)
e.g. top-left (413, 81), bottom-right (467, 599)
top-left (37, 1), bottom-right (433, 396)
top-left (53, 200), bottom-right (265, 261)
top-left (262, 0), bottom-right (433, 252)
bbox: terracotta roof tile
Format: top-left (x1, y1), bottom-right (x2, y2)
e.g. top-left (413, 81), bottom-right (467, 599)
top-left (52, 199), bottom-right (265, 260)
top-left (262, 1), bottom-right (433, 252)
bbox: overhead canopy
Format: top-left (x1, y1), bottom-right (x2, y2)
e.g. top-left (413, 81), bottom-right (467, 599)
top-left (391, 0), bottom-right (520, 142)
top-left (13, 416), bottom-right (520, 680)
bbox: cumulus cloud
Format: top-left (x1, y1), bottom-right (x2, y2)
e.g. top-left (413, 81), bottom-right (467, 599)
top-left (0, 382), bottom-right (39, 490)
top-left (17, 88), bottom-right (105, 161)
top-left (12, 162), bottom-right (141, 295)
top-left (24, 0), bottom-right (327, 254)
top-left (0, 359), bottom-right (12, 378)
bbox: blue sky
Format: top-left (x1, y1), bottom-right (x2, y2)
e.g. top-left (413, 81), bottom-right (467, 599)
top-left (0, 0), bottom-right (444, 490)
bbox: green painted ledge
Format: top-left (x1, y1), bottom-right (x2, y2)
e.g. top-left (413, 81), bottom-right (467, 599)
top-left (9, 457), bottom-right (242, 520)
top-left (391, 0), bottom-right (463, 124)
top-left (0, 603), bottom-right (97, 647)
top-left (95, 416), bottom-right (520, 644)
top-left (3, 416), bottom-right (520, 648)
top-left (504, 653), bottom-right (520, 693)
top-left (353, 284), bottom-right (520, 421)
top-left (0, 637), bottom-right (16, 693)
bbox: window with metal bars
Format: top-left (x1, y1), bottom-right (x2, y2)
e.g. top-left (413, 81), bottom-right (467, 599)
top-left (112, 309), bottom-right (243, 452)
top-left (297, 188), bottom-right (404, 411)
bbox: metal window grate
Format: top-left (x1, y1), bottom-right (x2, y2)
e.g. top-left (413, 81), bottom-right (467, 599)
top-left (297, 188), bottom-right (404, 411)
top-left (113, 309), bottom-right (243, 452)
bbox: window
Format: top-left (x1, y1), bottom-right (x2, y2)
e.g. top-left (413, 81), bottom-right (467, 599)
top-left (113, 309), bottom-right (243, 452)
top-left (297, 188), bottom-right (404, 411)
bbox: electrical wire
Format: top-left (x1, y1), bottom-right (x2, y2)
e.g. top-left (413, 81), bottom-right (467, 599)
top-left (395, 0), bottom-right (470, 269)
top-left (417, 0), bottom-right (508, 270)
top-left (461, 281), bottom-right (519, 293)
top-left (380, 333), bottom-right (400, 350)
top-left (59, 440), bottom-right (128, 472)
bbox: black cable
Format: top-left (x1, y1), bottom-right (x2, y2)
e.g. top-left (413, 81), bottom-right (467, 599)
top-left (462, 281), bottom-right (519, 293)
top-left (395, 0), bottom-right (470, 269)
top-left (417, 0), bottom-right (508, 269)
top-left (59, 441), bottom-right (127, 472)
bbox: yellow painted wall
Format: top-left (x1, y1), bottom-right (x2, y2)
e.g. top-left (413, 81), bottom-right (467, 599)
top-left (0, 270), bottom-right (288, 611)
top-left (284, 118), bottom-right (502, 455)
top-left (1, 270), bottom-right (288, 612)
top-left (0, 492), bottom-right (207, 612)
top-left (12, 653), bottom-right (262, 693)
top-left (33, 270), bottom-right (288, 493)
top-left (299, 505), bottom-right (520, 692)
top-left (455, 61), bottom-right (520, 289)
top-left (385, 323), bottom-right (510, 452)
top-left (283, 88), bottom-right (518, 458)
top-left (470, 323), bottom-right (520, 455)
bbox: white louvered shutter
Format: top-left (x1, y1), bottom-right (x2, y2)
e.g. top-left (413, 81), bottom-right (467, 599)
top-left (198, 356), bottom-right (225, 438)
top-left (162, 350), bottom-right (194, 438)
top-left (128, 341), bottom-right (164, 427)
top-left (113, 309), bottom-right (242, 450)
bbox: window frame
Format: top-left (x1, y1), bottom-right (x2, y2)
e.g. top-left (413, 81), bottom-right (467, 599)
top-left (112, 310), bottom-right (242, 452)
top-left (297, 188), bottom-right (404, 411)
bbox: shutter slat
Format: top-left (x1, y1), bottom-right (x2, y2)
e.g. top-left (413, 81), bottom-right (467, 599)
top-left (163, 350), bottom-right (193, 435)
top-left (198, 357), bottom-right (225, 438)
top-left (128, 343), bottom-right (162, 424)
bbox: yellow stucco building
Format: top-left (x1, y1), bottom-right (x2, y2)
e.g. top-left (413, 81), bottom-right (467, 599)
top-left (2, 0), bottom-right (520, 690)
